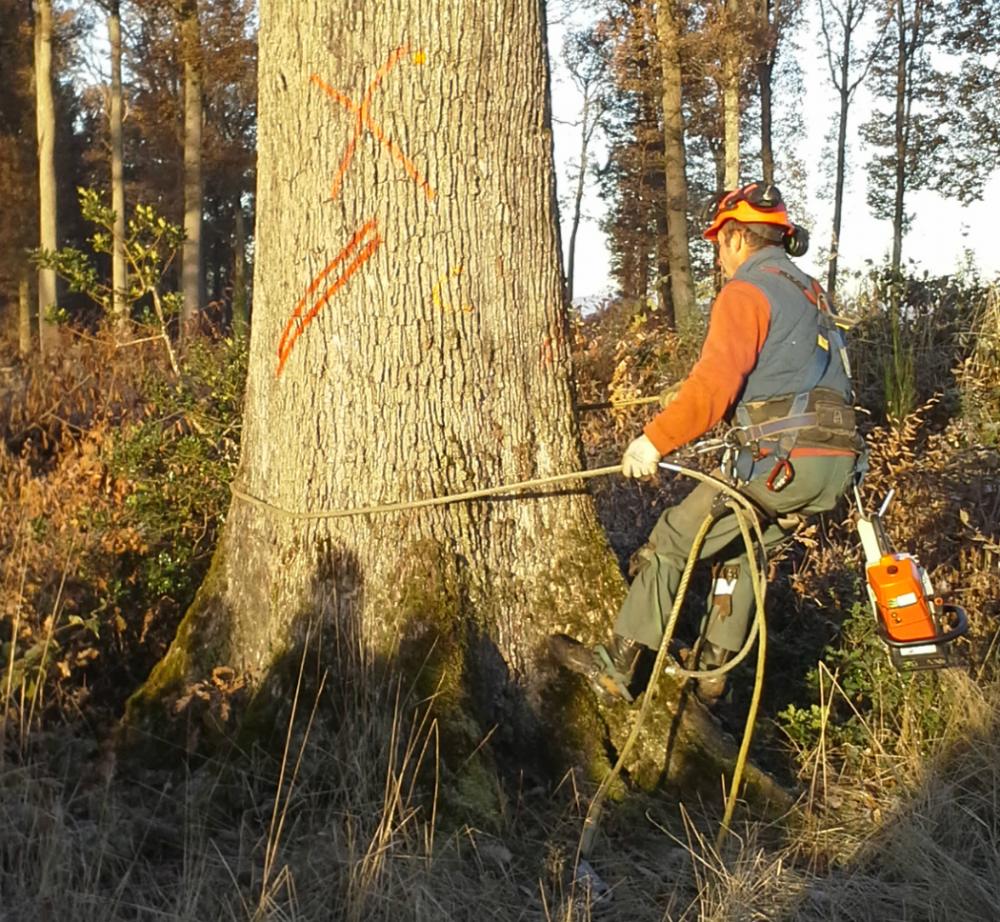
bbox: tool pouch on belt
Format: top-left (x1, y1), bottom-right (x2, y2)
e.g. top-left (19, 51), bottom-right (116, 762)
top-left (737, 387), bottom-right (860, 452)
top-left (726, 387), bottom-right (863, 486)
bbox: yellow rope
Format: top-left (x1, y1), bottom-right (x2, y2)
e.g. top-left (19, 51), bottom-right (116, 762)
top-left (229, 464), bottom-right (622, 520)
top-left (578, 464), bottom-right (770, 861)
top-left (577, 395), bottom-right (662, 412)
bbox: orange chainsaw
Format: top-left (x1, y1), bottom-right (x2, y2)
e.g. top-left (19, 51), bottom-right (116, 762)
top-left (855, 488), bottom-right (968, 670)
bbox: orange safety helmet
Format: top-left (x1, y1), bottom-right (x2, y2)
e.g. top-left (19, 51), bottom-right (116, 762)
top-left (702, 182), bottom-right (794, 242)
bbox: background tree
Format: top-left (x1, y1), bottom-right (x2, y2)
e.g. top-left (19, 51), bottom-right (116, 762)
top-left (929, 0), bottom-right (1000, 205)
top-left (861, 0), bottom-right (941, 290)
top-left (560, 26), bottom-right (610, 305)
top-left (176, 0), bottom-right (203, 335)
top-left (0, 0), bottom-right (38, 351)
top-left (654, 0), bottom-right (696, 326)
top-left (818, 0), bottom-right (888, 299)
top-left (34, 0), bottom-right (60, 353)
top-left (107, 0), bottom-right (127, 328)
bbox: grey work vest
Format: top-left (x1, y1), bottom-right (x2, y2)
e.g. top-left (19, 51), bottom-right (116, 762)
top-left (731, 247), bottom-right (852, 407)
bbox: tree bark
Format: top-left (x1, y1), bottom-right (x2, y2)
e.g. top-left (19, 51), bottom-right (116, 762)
top-left (655, 0), bottom-right (696, 328)
top-left (109, 0), bottom-right (128, 332)
top-left (34, 0), bottom-right (59, 355)
top-left (180, 0), bottom-right (203, 337)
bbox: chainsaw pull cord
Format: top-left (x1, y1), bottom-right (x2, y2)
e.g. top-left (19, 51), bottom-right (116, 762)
top-left (579, 465), bottom-right (770, 860)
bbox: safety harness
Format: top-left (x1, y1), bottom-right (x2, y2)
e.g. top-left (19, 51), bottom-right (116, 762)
top-left (727, 269), bottom-right (863, 490)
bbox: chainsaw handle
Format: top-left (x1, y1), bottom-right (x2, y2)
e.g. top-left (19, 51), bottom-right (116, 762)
top-left (877, 603), bottom-right (969, 649)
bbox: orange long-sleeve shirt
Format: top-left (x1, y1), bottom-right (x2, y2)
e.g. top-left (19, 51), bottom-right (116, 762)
top-left (643, 280), bottom-right (771, 455)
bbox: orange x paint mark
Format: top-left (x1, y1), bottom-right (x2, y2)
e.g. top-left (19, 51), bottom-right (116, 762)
top-left (276, 219), bottom-right (382, 378)
top-left (311, 46), bottom-right (435, 202)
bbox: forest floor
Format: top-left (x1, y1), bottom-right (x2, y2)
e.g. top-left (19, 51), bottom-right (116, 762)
top-left (1, 285), bottom-right (999, 920)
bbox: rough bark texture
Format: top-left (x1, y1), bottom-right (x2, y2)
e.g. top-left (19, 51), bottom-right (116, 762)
top-left (180, 0), bottom-right (204, 335)
top-left (34, 0), bottom-right (59, 355)
top-left (109, 1), bottom-right (128, 330)
top-left (655, 0), bottom-right (696, 328)
top-left (125, 0), bottom-right (783, 812)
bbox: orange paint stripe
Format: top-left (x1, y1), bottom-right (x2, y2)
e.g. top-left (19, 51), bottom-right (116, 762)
top-left (363, 118), bottom-right (435, 200)
top-left (277, 219), bottom-right (378, 361)
top-left (312, 46), bottom-right (434, 202)
top-left (276, 230), bottom-right (383, 378)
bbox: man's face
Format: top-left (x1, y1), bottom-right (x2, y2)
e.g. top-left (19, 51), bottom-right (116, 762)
top-left (716, 226), bottom-right (743, 280)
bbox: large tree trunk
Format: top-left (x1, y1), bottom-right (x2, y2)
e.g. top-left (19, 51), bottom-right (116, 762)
top-left (128, 0), bottom-right (617, 763)
top-left (34, 0), bottom-right (59, 355)
top-left (180, 0), bottom-right (204, 337)
top-left (655, 0), bottom-right (696, 328)
top-left (109, 0), bottom-right (128, 332)
top-left (125, 0), bottom-right (784, 814)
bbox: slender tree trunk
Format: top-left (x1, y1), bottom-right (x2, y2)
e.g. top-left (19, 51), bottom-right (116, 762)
top-left (655, 0), bottom-right (696, 328)
top-left (755, 0), bottom-right (776, 184)
top-left (890, 0), bottom-right (906, 286)
top-left (655, 208), bottom-right (675, 328)
top-left (757, 58), bottom-right (775, 183)
top-left (34, 0), bottom-right (59, 355)
top-left (232, 201), bottom-right (249, 337)
top-left (565, 88), bottom-right (593, 305)
top-left (828, 48), bottom-right (852, 299)
top-left (180, 0), bottom-right (204, 338)
top-left (18, 273), bottom-right (32, 356)
top-left (109, 0), bottom-right (128, 332)
top-left (722, 0), bottom-right (742, 189)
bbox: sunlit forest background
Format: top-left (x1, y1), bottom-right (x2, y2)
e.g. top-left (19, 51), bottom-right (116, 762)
top-left (1, 0), bottom-right (999, 919)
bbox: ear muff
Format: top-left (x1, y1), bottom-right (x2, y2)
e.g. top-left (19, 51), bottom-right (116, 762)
top-left (784, 224), bottom-right (810, 258)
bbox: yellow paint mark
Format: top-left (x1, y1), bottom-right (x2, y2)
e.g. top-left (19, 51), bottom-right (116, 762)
top-left (412, 50), bottom-right (427, 65)
top-left (431, 265), bottom-right (473, 314)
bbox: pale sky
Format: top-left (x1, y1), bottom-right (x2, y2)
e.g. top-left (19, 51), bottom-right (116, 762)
top-left (549, 14), bottom-right (1000, 302)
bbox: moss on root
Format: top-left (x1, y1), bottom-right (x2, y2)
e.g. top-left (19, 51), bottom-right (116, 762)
top-left (389, 538), bottom-right (506, 825)
top-left (118, 541), bottom-right (236, 763)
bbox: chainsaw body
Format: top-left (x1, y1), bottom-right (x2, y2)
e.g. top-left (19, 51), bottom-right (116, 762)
top-left (856, 491), bottom-right (967, 670)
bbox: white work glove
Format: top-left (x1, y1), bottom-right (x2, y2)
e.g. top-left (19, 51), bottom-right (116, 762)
top-left (621, 434), bottom-right (662, 478)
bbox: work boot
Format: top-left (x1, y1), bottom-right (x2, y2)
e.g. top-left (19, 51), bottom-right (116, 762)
top-left (549, 633), bottom-right (644, 703)
top-left (693, 640), bottom-right (733, 702)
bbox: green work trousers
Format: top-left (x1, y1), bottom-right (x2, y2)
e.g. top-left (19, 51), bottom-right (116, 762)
top-left (614, 454), bottom-right (857, 653)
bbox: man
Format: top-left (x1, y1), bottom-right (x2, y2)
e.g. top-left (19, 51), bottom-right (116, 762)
top-left (552, 182), bottom-right (863, 702)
